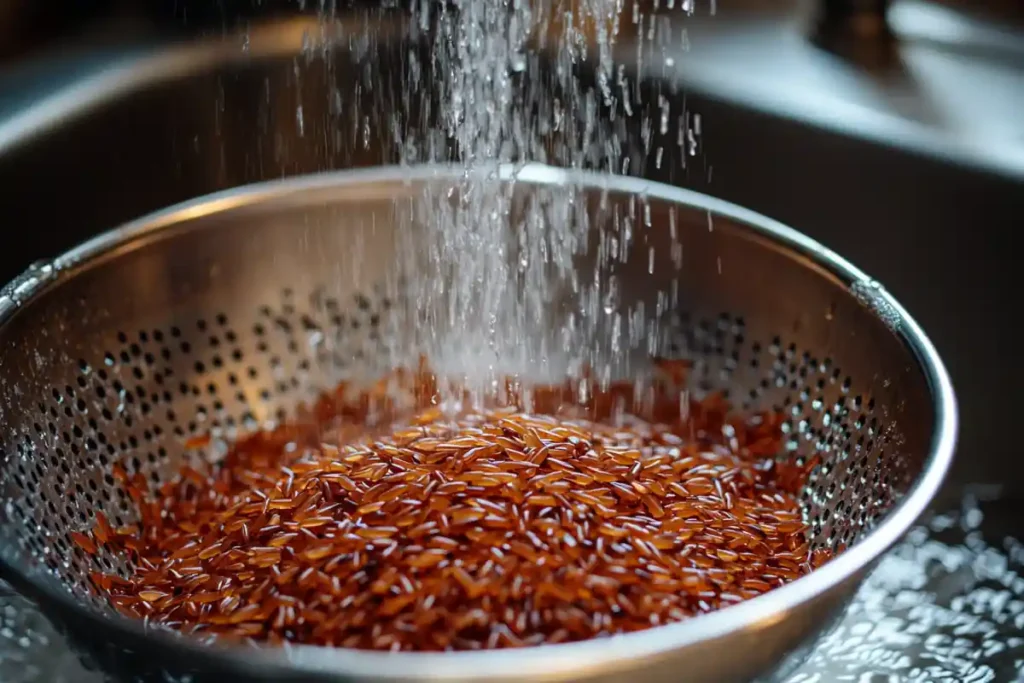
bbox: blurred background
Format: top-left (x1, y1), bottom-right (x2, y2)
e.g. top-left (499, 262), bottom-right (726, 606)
top-left (0, 1), bottom-right (1022, 681)
top-left (0, 0), bottom-right (1020, 486)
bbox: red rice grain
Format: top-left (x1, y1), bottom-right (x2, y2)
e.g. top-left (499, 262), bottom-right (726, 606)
top-left (89, 360), bottom-right (829, 650)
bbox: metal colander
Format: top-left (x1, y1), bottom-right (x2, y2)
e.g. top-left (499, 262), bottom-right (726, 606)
top-left (0, 165), bottom-right (955, 683)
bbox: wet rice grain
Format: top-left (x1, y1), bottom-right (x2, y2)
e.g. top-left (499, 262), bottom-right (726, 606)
top-left (89, 362), bottom-right (829, 650)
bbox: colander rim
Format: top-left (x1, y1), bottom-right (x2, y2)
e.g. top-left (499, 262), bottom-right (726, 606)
top-left (0, 163), bottom-right (957, 680)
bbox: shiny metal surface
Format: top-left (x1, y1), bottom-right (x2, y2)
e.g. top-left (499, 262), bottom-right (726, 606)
top-left (639, 1), bottom-right (1024, 179)
top-left (0, 165), bottom-right (954, 682)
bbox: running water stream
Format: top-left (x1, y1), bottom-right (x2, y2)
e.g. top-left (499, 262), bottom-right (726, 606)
top-left (304, 0), bottom-right (697, 402)
top-left (396, 0), bottom-right (634, 399)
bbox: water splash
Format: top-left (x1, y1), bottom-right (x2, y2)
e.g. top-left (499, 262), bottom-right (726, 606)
top-left (851, 279), bottom-right (902, 333)
top-left (787, 489), bottom-right (1024, 682)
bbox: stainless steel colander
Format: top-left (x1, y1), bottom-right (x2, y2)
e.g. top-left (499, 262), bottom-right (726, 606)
top-left (0, 165), bottom-right (955, 683)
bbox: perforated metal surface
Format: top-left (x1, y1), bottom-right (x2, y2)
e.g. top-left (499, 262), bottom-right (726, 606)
top-left (0, 166), bottom-right (953, 683)
top-left (4, 295), bottom-right (411, 619)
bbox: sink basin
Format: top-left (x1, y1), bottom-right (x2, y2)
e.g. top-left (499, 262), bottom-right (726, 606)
top-left (0, 12), bottom-right (1020, 682)
top-left (0, 15), bottom-right (1019, 491)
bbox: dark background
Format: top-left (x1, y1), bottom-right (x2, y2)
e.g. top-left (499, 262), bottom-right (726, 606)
top-left (2, 0), bottom-right (1023, 61)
